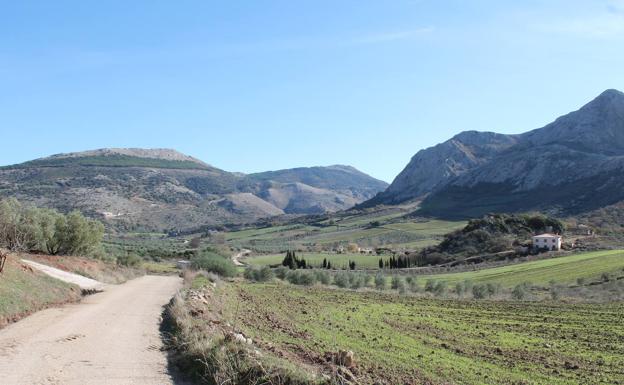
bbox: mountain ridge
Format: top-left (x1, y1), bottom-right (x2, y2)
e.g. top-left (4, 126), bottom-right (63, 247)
top-left (0, 149), bottom-right (387, 231)
top-left (364, 88), bottom-right (624, 218)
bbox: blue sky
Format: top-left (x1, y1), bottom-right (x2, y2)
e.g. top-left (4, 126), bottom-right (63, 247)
top-left (1, 1), bottom-right (624, 182)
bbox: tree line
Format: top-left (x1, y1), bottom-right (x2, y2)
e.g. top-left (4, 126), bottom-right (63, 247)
top-left (282, 251), bottom-right (357, 270)
top-left (0, 198), bottom-right (104, 256)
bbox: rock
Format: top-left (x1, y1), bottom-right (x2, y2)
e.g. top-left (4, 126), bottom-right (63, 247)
top-left (332, 350), bottom-right (356, 368)
top-left (232, 333), bottom-right (247, 344)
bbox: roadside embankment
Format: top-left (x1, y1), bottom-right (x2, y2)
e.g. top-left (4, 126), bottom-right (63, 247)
top-left (162, 271), bottom-right (324, 385)
top-left (0, 257), bottom-right (81, 328)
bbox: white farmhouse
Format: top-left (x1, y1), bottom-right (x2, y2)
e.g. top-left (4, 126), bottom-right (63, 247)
top-left (532, 233), bottom-right (562, 251)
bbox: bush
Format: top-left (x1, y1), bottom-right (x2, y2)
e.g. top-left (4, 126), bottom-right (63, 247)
top-left (455, 282), bottom-right (465, 298)
top-left (117, 253), bottom-right (142, 267)
top-left (315, 270), bottom-right (331, 285)
top-left (396, 278), bottom-right (407, 294)
top-left (601, 272), bottom-right (614, 282)
top-left (406, 276), bottom-right (419, 293)
top-left (244, 266), bottom-right (274, 282)
top-left (286, 270), bottom-right (316, 286)
top-left (299, 271), bottom-right (316, 286)
top-left (424, 279), bottom-right (437, 292)
top-left (511, 283), bottom-right (528, 300)
top-left (275, 266), bottom-right (288, 280)
top-left (191, 252), bottom-right (237, 277)
top-left (486, 283), bottom-right (502, 297)
top-left (334, 272), bottom-right (349, 288)
top-left (391, 276), bottom-right (401, 290)
top-left (472, 284), bottom-right (488, 299)
top-left (350, 274), bottom-right (364, 290)
top-left (433, 281), bottom-right (447, 297)
top-left (375, 272), bottom-right (386, 290)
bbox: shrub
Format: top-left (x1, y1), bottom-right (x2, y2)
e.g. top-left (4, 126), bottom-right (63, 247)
top-left (406, 276), bottom-right (419, 292)
top-left (486, 283), bottom-right (502, 297)
top-left (455, 282), bottom-right (465, 298)
top-left (244, 266), bottom-right (274, 282)
top-left (191, 252), bottom-right (237, 277)
top-left (117, 253), bottom-right (142, 267)
top-left (424, 279), bottom-right (437, 293)
top-left (391, 276), bottom-right (401, 290)
top-left (350, 274), bottom-right (364, 290)
top-left (433, 281), bottom-right (447, 297)
top-left (334, 272), bottom-right (349, 288)
top-left (601, 272), bottom-right (614, 282)
top-left (315, 270), bottom-right (331, 285)
top-left (396, 278), bottom-right (407, 294)
top-left (298, 271), bottom-right (317, 286)
top-left (472, 284), bottom-right (488, 299)
top-left (286, 270), bottom-right (317, 286)
top-left (286, 270), bottom-right (302, 284)
top-left (275, 266), bottom-right (288, 280)
top-left (511, 284), bottom-right (528, 300)
top-left (375, 272), bottom-right (386, 290)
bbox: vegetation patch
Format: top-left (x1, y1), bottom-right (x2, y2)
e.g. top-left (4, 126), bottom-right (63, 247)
top-left (0, 256), bottom-right (81, 328)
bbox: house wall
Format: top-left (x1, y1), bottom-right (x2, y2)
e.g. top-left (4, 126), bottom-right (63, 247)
top-left (532, 236), bottom-right (561, 251)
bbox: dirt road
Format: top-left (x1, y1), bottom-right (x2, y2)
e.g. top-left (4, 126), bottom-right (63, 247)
top-left (231, 248), bottom-right (250, 266)
top-left (0, 275), bottom-right (184, 385)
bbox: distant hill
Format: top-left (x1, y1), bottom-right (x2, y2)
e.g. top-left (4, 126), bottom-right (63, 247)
top-left (0, 149), bottom-right (387, 231)
top-left (362, 89), bottom-right (624, 218)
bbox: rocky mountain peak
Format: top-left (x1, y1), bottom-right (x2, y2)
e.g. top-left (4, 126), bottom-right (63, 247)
top-left (522, 88), bottom-right (624, 155)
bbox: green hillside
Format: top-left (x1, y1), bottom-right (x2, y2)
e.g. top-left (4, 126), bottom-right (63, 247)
top-left (420, 250), bottom-right (624, 287)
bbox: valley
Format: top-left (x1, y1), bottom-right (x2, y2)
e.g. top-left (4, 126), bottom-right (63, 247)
top-left (2, 90), bottom-right (624, 385)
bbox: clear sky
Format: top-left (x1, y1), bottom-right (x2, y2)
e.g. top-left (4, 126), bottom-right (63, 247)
top-left (1, 1), bottom-right (624, 182)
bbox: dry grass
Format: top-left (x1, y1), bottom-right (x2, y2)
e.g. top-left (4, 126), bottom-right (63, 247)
top-left (162, 272), bottom-right (328, 385)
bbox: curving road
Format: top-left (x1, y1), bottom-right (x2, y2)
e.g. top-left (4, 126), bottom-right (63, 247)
top-left (0, 275), bottom-right (184, 385)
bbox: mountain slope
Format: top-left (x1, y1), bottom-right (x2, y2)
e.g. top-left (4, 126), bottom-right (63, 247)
top-left (242, 165), bottom-right (388, 214)
top-left (362, 89), bottom-right (624, 218)
top-left (363, 131), bottom-right (519, 206)
top-left (0, 149), bottom-right (387, 231)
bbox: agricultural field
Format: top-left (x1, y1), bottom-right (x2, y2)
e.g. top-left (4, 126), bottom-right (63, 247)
top-left (418, 250), bottom-right (624, 288)
top-left (218, 281), bottom-right (624, 385)
top-left (226, 212), bottom-right (465, 253)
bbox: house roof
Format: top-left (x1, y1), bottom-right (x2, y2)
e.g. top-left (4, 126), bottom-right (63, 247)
top-left (533, 233), bottom-right (562, 238)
